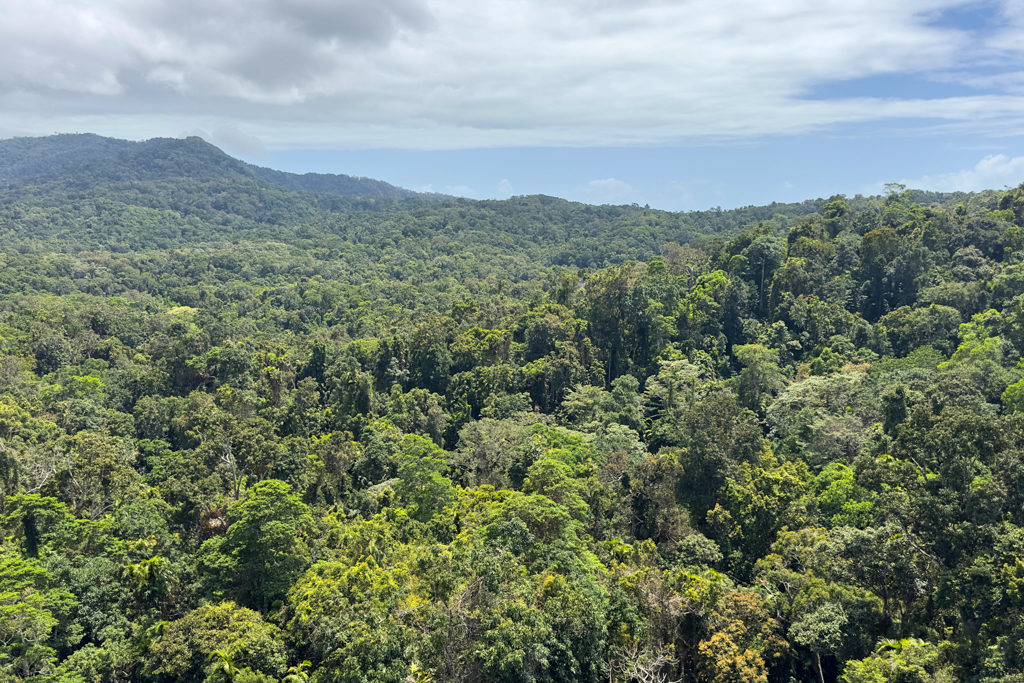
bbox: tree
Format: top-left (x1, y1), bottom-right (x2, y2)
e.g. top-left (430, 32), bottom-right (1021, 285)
top-left (671, 391), bottom-right (764, 519)
top-left (144, 602), bottom-right (287, 682)
top-left (286, 560), bottom-right (411, 683)
top-left (731, 344), bottom-right (786, 414)
top-left (696, 591), bottom-right (777, 683)
top-left (0, 553), bottom-right (77, 679)
top-left (54, 430), bottom-right (142, 520)
top-left (393, 434), bottom-right (456, 522)
top-left (619, 454), bottom-right (688, 548)
top-left (643, 358), bottom-right (712, 450)
top-left (741, 234), bottom-right (785, 316)
top-left (842, 638), bottom-right (954, 683)
top-left (452, 416), bottom-right (543, 489)
top-left (198, 479), bottom-right (313, 611)
top-left (791, 602), bottom-right (848, 683)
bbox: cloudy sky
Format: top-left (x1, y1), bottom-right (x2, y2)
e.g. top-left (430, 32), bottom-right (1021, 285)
top-left (2, 0), bottom-right (1024, 209)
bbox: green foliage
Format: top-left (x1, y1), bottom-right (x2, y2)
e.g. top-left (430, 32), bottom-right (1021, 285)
top-left (144, 602), bottom-right (287, 682)
top-left (393, 434), bottom-right (456, 522)
top-left (199, 480), bottom-right (313, 611)
top-left (287, 561), bottom-right (411, 682)
top-left (842, 639), bottom-right (954, 683)
top-left (0, 138), bottom-right (1022, 682)
top-left (0, 553), bottom-right (78, 679)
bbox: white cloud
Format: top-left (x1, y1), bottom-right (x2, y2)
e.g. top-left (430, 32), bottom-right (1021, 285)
top-left (0, 0), bottom-right (1022, 148)
top-left (411, 183), bottom-right (477, 197)
top-left (668, 178), bottom-right (728, 209)
top-left (442, 185), bottom-right (476, 198)
top-left (583, 177), bottom-right (636, 204)
top-left (185, 126), bottom-right (267, 158)
top-left (899, 153), bottom-right (1024, 191)
top-left (587, 178), bottom-right (632, 191)
top-left (208, 126), bottom-right (267, 158)
top-left (497, 178), bottom-right (514, 198)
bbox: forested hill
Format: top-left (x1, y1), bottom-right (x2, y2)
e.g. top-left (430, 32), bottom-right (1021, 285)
top-left (0, 134), bottom-right (420, 200)
top-left (5, 133), bottom-right (1024, 682)
top-left (0, 133), bottom-right (977, 262)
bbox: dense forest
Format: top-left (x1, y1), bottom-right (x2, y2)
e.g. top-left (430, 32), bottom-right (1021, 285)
top-left (1, 134), bottom-right (1023, 682)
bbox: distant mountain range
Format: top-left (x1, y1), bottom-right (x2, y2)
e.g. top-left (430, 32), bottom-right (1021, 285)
top-left (0, 133), bottom-right (986, 266)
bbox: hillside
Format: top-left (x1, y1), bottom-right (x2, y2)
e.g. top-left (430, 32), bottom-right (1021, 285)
top-left (0, 134), bottom-right (419, 199)
top-left (0, 134), bottom-right (979, 261)
top-left (1, 134), bottom-right (1024, 681)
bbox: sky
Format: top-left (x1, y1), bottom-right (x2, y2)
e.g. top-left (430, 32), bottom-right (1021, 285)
top-left (1, 0), bottom-right (1024, 210)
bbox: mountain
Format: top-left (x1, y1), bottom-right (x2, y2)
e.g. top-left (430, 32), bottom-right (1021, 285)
top-left (0, 133), bottom-right (989, 264)
top-left (0, 133), bottom-right (422, 199)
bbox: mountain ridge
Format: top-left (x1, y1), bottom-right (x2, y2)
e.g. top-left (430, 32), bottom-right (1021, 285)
top-left (0, 132), bottom-right (1002, 265)
top-left (0, 132), bottom-right (986, 213)
top-left (0, 133), bottom-right (426, 200)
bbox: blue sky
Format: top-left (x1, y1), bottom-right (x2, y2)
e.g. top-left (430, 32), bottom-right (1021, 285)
top-left (1, 0), bottom-right (1023, 210)
top-left (250, 129), bottom-right (1021, 210)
